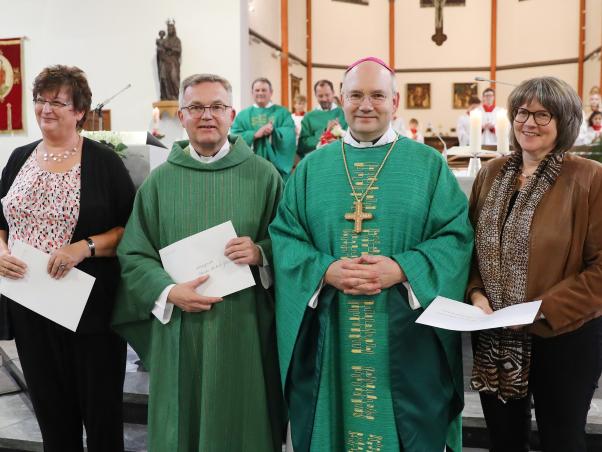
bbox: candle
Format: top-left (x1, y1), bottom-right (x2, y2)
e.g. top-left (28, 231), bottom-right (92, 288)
top-left (7, 103), bottom-right (12, 131)
top-left (469, 108), bottom-right (482, 155)
top-left (152, 107), bottom-right (160, 127)
top-left (495, 108), bottom-right (510, 154)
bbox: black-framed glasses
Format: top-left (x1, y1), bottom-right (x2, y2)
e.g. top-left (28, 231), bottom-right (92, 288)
top-left (514, 107), bottom-right (553, 126)
top-left (34, 97), bottom-right (72, 109)
top-left (345, 91), bottom-right (388, 106)
top-left (181, 103), bottom-right (232, 117)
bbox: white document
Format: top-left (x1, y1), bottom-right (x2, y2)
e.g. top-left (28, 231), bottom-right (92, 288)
top-left (0, 240), bottom-right (96, 332)
top-left (416, 296), bottom-right (542, 331)
top-left (159, 220), bottom-right (256, 298)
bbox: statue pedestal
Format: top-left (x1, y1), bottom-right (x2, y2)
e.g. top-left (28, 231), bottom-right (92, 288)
top-left (153, 100), bottom-right (179, 118)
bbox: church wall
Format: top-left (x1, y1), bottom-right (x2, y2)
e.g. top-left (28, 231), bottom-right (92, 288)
top-left (584, 58), bottom-right (600, 100)
top-left (585, 0), bottom-right (602, 56)
top-left (0, 0), bottom-right (250, 164)
top-left (395, 0), bottom-right (491, 68)
top-left (248, 0), bottom-right (281, 47)
top-left (249, 39), bottom-right (283, 104)
top-left (497, 0), bottom-right (579, 66)
top-left (288, 0), bottom-right (307, 60)
top-left (584, 0), bottom-right (601, 96)
top-left (312, 0), bottom-right (389, 66)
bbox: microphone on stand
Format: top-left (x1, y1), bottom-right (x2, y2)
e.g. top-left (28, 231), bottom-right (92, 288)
top-left (94, 83), bottom-right (132, 130)
top-left (474, 76), bottom-right (518, 87)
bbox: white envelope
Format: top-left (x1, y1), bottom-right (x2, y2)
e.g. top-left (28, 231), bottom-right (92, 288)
top-left (159, 220), bottom-right (256, 298)
top-left (0, 240), bottom-right (96, 332)
top-left (416, 296), bottom-right (542, 331)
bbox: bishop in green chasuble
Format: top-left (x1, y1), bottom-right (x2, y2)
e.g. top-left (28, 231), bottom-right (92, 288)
top-left (270, 58), bottom-right (473, 452)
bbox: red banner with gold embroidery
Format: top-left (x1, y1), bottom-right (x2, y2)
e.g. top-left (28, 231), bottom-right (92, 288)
top-left (0, 38), bottom-right (23, 133)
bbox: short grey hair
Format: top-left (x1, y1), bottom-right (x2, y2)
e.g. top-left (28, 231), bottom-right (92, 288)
top-left (179, 73), bottom-right (233, 107)
top-left (507, 77), bottom-right (582, 154)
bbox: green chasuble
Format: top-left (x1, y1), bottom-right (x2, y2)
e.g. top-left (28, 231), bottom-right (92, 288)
top-left (112, 136), bottom-right (285, 452)
top-left (297, 106), bottom-right (348, 158)
top-left (270, 137), bottom-right (474, 452)
top-left (230, 104), bottom-right (296, 181)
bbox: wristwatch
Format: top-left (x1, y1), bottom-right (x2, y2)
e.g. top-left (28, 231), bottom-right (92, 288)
top-left (85, 237), bottom-right (96, 257)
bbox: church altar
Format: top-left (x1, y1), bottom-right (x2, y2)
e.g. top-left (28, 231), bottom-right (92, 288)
top-left (81, 131), bottom-right (169, 188)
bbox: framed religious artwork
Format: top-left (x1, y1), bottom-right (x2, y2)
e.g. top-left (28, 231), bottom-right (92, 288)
top-left (0, 37), bottom-right (24, 133)
top-left (406, 83), bottom-right (431, 109)
top-left (452, 82), bottom-right (478, 109)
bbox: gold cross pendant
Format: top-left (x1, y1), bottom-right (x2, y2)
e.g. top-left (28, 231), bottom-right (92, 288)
top-left (344, 201), bottom-right (373, 234)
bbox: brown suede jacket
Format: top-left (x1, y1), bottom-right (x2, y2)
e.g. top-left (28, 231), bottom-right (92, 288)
top-left (467, 153), bottom-right (602, 337)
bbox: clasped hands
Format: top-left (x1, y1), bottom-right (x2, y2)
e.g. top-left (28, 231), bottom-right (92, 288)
top-left (254, 121), bottom-right (274, 139)
top-left (325, 255), bottom-right (406, 296)
top-left (168, 236), bottom-right (262, 312)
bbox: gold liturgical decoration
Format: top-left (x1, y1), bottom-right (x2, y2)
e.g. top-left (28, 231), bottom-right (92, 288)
top-left (341, 135), bottom-right (399, 234)
top-left (345, 201), bottom-right (374, 234)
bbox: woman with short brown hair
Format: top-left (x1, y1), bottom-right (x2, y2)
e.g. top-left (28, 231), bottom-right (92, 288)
top-left (468, 76), bottom-right (602, 452)
top-left (0, 65), bottom-right (135, 451)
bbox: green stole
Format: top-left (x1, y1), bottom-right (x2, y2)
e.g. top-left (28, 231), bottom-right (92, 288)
top-left (270, 137), bottom-right (474, 452)
top-left (230, 104), bottom-right (296, 181)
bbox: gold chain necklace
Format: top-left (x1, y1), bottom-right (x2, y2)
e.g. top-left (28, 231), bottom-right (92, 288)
top-left (341, 134), bottom-right (399, 233)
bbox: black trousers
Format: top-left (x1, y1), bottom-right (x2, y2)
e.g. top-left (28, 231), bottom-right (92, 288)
top-left (9, 302), bottom-right (126, 452)
top-left (479, 317), bottom-right (602, 452)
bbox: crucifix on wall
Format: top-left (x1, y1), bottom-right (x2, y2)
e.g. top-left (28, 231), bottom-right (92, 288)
top-left (432, 0), bottom-right (447, 46)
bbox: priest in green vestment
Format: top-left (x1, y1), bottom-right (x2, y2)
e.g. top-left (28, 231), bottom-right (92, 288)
top-left (230, 77), bottom-right (296, 181)
top-left (297, 79), bottom-right (348, 158)
top-left (113, 74), bottom-right (285, 452)
top-left (270, 58), bottom-right (473, 452)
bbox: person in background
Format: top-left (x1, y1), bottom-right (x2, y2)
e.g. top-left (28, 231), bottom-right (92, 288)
top-left (230, 77), bottom-right (296, 181)
top-left (457, 96), bottom-right (482, 146)
top-left (0, 64), bottom-right (135, 452)
top-left (576, 89), bottom-right (601, 145)
top-left (297, 79), bottom-right (347, 158)
top-left (468, 76), bottom-right (602, 452)
top-left (585, 110), bottom-right (602, 145)
top-left (479, 87), bottom-right (501, 145)
top-left (291, 94), bottom-right (307, 140)
top-left (405, 118), bottom-right (424, 143)
top-left (391, 111), bottom-right (406, 136)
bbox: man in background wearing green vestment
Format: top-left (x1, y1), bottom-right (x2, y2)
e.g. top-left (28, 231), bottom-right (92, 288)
top-left (297, 79), bottom-right (348, 158)
top-left (231, 77), bottom-right (296, 181)
top-left (113, 74), bottom-right (285, 452)
top-left (270, 57), bottom-right (473, 452)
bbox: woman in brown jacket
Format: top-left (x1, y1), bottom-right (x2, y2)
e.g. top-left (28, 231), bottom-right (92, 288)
top-left (468, 77), bottom-right (602, 452)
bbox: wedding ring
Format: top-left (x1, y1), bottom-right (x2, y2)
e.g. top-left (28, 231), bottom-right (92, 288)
top-left (59, 264), bottom-right (66, 269)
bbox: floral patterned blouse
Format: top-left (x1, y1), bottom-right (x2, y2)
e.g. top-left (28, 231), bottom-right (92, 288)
top-left (1, 149), bottom-right (81, 253)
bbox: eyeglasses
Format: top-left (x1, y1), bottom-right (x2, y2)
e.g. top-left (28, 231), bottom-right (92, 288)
top-left (345, 92), bottom-right (388, 106)
top-left (514, 107), bottom-right (553, 126)
top-left (181, 103), bottom-right (232, 117)
top-left (34, 97), bottom-right (72, 109)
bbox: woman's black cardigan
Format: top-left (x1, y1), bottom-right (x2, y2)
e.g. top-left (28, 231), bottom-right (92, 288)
top-left (0, 137), bottom-right (136, 337)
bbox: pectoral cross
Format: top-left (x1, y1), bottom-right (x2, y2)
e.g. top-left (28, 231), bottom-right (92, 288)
top-left (431, 0), bottom-right (448, 46)
top-left (345, 201), bottom-right (373, 234)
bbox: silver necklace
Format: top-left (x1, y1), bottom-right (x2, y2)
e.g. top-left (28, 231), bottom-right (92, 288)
top-left (41, 136), bottom-right (81, 162)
